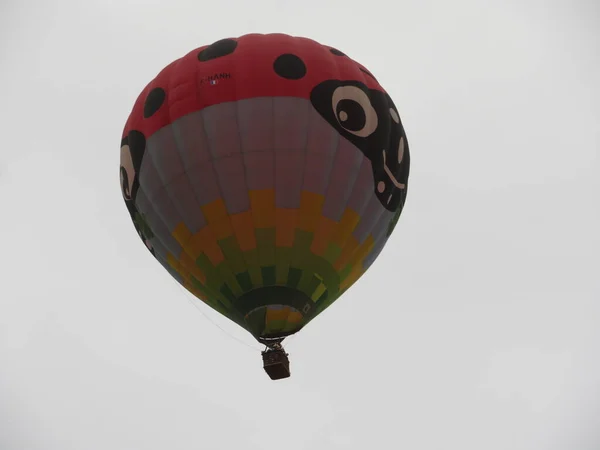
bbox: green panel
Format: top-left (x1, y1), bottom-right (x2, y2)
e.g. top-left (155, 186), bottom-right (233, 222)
top-left (290, 230), bottom-right (314, 267)
top-left (324, 242), bottom-right (342, 264)
top-left (233, 286), bottom-right (313, 318)
top-left (303, 253), bottom-right (340, 297)
top-left (216, 261), bottom-right (243, 296)
top-left (255, 228), bottom-right (276, 267)
top-left (218, 236), bottom-right (247, 274)
top-left (339, 263), bottom-right (353, 282)
top-left (195, 254), bottom-right (222, 285)
top-left (220, 284), bottom-right (236, 303)
top-left (265, 319), bottom-right (287, 334)
top-left (306, 275), bottom-right (323, 297)
top-left (261, 265), bottom-right (276, 286)
top-left (317, 289), bottom-right (329, 303)
top-left (314, 293), bottom-right (339, 316)
top-left (242, 248), bottom-right (262, 286)
top-left (236, 271), bottom-right (253, 292)
top-left (297, 271), bottom-right (316, 297)
top-left (190, 276), bottom-right (229, 313)
top-left (282, 320), bottom-right (300, 333)
top-left (286, 267), bottom-right (302, 289)
top-left (245, 308), bottom-right (266, 337)
top-left (275, 247), bottom-right (293, 284)
top-left (193, 254), bottom-right (232, 308)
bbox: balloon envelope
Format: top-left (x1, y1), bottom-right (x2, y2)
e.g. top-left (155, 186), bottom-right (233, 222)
top-left (119, 33), bottom-right (410, 344)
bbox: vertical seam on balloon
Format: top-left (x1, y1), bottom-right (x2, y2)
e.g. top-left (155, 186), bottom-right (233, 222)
top-left (164, 60), bottom-right (229, 308)
top-left (171, 54), bottom-right (241, 319)
top-left (231, 49), bottom-right (252, 296)
top-left (163, 60), bottom-right (207, 242)
top-left (310, 45), bottom-right (344, 302)
top-left (197, 79), bottom-right (245, 311)
top-left (330, 58), bottom-right (387, 291)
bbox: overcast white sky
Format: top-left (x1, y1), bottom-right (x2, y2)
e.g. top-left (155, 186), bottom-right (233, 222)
top-left (1, 0), bottom-right (599, 449)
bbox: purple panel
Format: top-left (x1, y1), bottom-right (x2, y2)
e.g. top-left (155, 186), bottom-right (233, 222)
top-left (202, 102), bottom-right (242, 159)
top-left (171, 111), bottom-right (212, 168)
top-left (165, 173), bottom-right (206, 232)
top-left (243, 151), bottom-right (275, 191)
top-left (187, 161), bottom-right (221, 206)
top-left (275, 150), bottom-right (305, 208)
top-left (363, 237), bottom-right (388, 269)
top-left (352, 195), bottom-right (386, 243)
top-left (135, 188), bottom-right (182, 256)
top-left (138, 150), bottom-right (163, 200)
top-left (150, 188), bottom-right (183, 232)
top-left (237, 97), bottom-right (274, 153)
top-left (273, 97), bottom-right (309, 152)
top-left (213, 154), bottom-right (251, 214)
top-left (302, 112), bottom-right (339, 195)
top-left (146, 126), bottom-right (185, 187)
top-left (345, 157), bottom-right (374, 213)
top-left (363, 209), bottom-right (396, 267)
top-left (370, 209), bottom-right (395, 243)
top-left (321, 139), bottom-right (363, 221)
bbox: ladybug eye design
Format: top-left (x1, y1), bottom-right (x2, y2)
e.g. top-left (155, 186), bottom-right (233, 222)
top-left (331, 85), bottom-right (378, 138)
top-left (120, 144), bottom-right (135, 200)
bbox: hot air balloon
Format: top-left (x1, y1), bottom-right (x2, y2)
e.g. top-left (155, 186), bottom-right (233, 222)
top-left (119, 33), bottom-right (410, 380)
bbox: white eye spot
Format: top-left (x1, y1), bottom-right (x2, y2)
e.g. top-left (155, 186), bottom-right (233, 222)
top-left (120, 144), bottom-right (135, 200)
top-left (331, 85), bottom-right (378, 138)
top-left (398, 136), bottom-right (405, 163)
top-left (377, 181), bottom-right (386, 193)
top-left (390, 108), bottom-right (400, 123)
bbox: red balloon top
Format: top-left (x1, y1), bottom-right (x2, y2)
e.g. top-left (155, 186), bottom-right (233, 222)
top-left (123, 33), bottom-right (384, 141)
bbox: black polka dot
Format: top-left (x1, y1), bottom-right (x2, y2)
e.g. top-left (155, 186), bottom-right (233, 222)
top-left (143, 88), bottom-right (165, 118)
top-left (198, 39), bottom-right (237, 61)
top-left (273, 54), bottom-right (306, 80)
top-left (330, 48), bottom-right (346, 56)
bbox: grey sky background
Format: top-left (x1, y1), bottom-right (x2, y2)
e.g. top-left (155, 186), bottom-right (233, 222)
top-left (1, 0), bottom-right (599, 449)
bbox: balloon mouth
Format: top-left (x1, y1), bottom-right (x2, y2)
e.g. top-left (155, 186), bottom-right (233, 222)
top-left (237, 286), bottom-right (314, 341)
top-left (245, 304), bottom-right (305, 340)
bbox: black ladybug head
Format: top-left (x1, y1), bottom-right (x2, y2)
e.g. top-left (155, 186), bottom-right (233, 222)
top-left (119, 129), bottom-right (155, 254)
top-left (120, 129), bottom-right (146, 206)
top-left (310, 80), bottom-right (410, 212)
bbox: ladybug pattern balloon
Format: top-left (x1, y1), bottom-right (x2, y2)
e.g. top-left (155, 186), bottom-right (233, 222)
top-left (119, 33), bottom-right (410, 344)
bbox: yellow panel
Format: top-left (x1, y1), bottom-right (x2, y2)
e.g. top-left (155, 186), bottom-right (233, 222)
top-left (331, 208), bottom-right (361, 247)
top-left (201, 198), bottom-right (228, 223)
top-left (275, 208), bottom-right (297, 247)
top-left (183, 281), bottom-right (208, 303)
top-left (179, 251), bottom-right (206, 284)
top-left (266, 305), bottom-right (290, 322)
top-left (230, 211), bottom-right (257, 251)
top-left (287, 311), bottom-right (303, 324)
top-left (348, 235), bottom-right (375, 268)
top-left (340, 263), bottom-right (364, 291)
top-left (310, 216), bottom-right (337, 256)
top-left (183, 232), bottom-right (206, 260)
top-left (249, 190), bottom-right (275, 228)
top-left (172, 222), bottom-right (192, 247)
top-left (297, 191), bottom-right (324, 232)
top-left (311, 283), bottom-right (327, 302)
top-left (167, 253), bottom-right (180, 271)
top-left (334, 235), bottom-right (359, 270)
top-left (201, 198), bottom-right (234, 240)
top-left (167, 252), bottom-right (191, 283)
top-left (196, 226), bottom-right (225, 266)
top-left (212, 216), bottom-right (234, 240)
